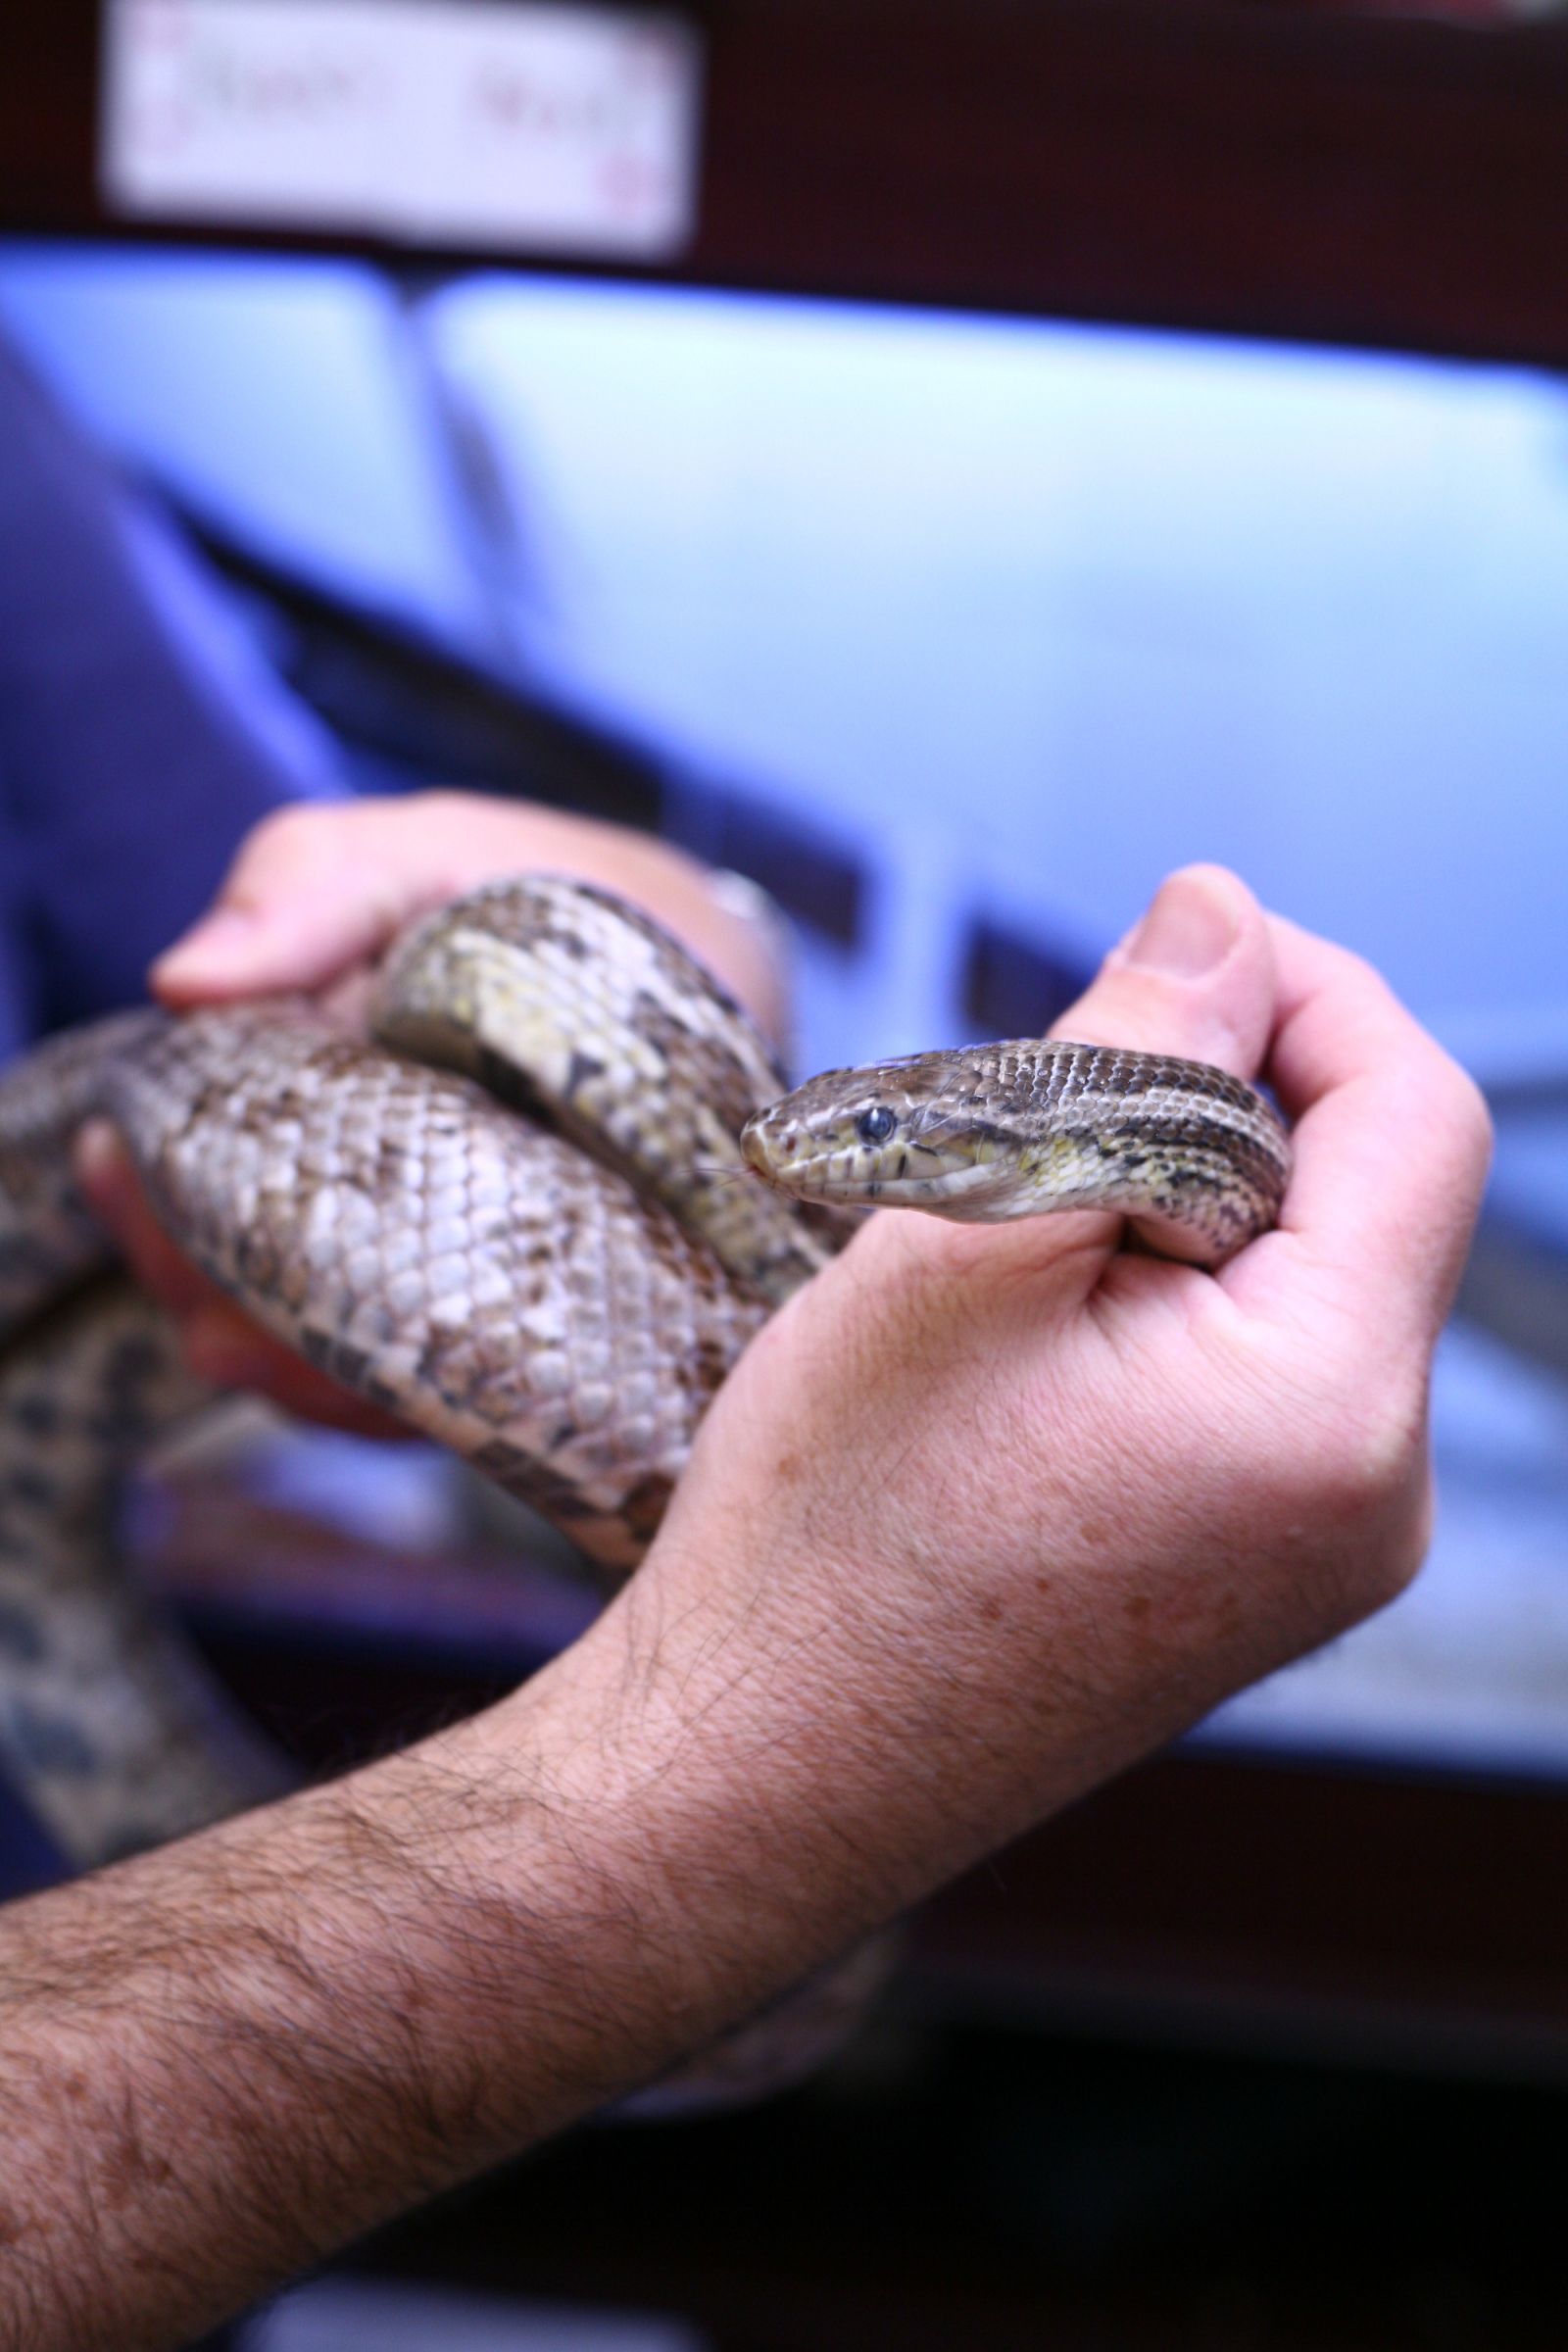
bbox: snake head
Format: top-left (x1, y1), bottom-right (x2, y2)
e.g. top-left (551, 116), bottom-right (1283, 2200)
top-left (739, 1053), bottom-right (1021, 1215)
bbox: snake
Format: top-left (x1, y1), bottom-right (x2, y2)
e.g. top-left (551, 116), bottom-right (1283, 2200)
top-left (0, 870), bottom-right (1289, 2085)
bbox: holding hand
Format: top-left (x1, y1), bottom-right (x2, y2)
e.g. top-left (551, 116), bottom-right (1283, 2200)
top-left (531, 862), bottom-right (1492, 1984)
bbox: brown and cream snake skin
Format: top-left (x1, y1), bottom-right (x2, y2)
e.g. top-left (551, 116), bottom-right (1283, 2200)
top-left (0, 871), bottom-right (1289, 2088)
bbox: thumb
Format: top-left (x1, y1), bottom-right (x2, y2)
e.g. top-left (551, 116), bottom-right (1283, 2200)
top-left (150, 806), bottom-right (414, 1006)
top-left (1032, 862), bottom-right (1278, 1268)
top-left (1057, 863), bottom-right (1276, 1081)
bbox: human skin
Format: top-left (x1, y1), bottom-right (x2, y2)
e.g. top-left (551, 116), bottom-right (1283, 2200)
top-left (1, 791), bottom-right (1490, 2352)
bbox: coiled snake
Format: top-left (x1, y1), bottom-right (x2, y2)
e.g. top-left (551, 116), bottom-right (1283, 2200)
top-left (0, 872), bottom-right (1289, 2087)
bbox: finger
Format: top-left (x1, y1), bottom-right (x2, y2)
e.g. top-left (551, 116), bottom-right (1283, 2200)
top-left (1057, 863), bottom-right (1276, 1079)
top-left (151, 802), bottom-right (430, 1004)
top-left (1226, 917), bottom-right (1492, 1341)
top-left (150, 794), bottom-right (606, 1004)
top-left (1039, 863), bottom-right (1277, 1262)
top-left (150, 792), bottom-right (793, 1048)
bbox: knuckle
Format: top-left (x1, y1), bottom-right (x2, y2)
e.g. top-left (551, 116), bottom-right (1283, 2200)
top-left (1324, 1368), bottom-right (1427, 1510)
top-left (1325, 940), bottom-right (1408, 1028)
top-left (1415, 1041), bottom-right (1493, 1175)
top-left (1293, 1364), bottom-right (1433, 1603)
top-left (1446, 1060), bottom-right (1494, 1177)
top-left (1227, 1321), bottom-right (1435, 1616)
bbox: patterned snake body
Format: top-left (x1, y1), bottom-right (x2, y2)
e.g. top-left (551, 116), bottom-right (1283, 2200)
top-left (0, 870), bottom-right (1290, 1907)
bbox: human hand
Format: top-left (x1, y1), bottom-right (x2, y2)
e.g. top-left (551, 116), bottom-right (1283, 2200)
top-left (76, 792), bottom-right (786, 1429)
top-left (527, 865), bottom-right (1491, 1990)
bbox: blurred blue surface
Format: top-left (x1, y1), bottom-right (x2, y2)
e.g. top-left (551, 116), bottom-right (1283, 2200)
top-left (247, 2277), bottom-right (707, 2352)
top-left (0, 245), bottom-right (480, 642)
top-left (7, 248), bottom-right (1568, 1080)
top-left (0, 321), bottom-right (348, 1052)
top-left (4, 238), bottom-right (1567, 1771)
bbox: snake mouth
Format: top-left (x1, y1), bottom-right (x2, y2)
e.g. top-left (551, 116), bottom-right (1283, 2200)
top-left (739, 1111), bottom-right (801, 1192)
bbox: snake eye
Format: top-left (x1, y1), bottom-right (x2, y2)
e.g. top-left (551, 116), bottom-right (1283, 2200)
top-left (856, 1105), bottom-right (897, 1146)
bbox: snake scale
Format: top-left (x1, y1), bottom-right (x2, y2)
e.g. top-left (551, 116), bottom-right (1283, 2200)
top-left (0, 871), bottom-right (1289, 2088)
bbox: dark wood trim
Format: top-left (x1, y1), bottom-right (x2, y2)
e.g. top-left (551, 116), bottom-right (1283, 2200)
top-left (916, 1746), bottom-right (1568, 2074)
top-left (10, 2), bottom-right (1568, 365)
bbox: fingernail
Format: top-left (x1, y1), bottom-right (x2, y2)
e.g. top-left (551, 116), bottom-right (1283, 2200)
top-left (152, 906), bottom-right (258, 986)
top-left (1122, 871), bottom-right (1240, 979)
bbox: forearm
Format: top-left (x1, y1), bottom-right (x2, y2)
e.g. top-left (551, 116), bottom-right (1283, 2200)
top-left (0, 1527), bottom-right (1128, 2352)
top-left (0, 1655), bottom-right (770, 2352)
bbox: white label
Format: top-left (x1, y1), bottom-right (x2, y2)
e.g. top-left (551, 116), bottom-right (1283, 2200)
top-left (101, 0), bottom-right (702, 259)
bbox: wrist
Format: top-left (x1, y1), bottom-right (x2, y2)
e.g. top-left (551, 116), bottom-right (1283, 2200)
top-left (486, 1552), bottom-right (991, 2009)
top-left (504, 1458), bottom-right (1292, 1985)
